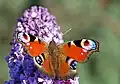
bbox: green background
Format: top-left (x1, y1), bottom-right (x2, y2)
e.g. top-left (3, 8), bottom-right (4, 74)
top-left (0, 0), bottom-right (120, 84)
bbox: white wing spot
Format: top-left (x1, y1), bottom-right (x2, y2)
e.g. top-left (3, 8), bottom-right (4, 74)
top-left (30, 47), bottom-right (32, 49)
top-left (81, 53), bottom-right (83, 55)
top-left (35, 38), bottom-right (38, 41)
top-left (83, 49), bottom-right (87, 52)
top-left (26, 43), bottom-right (30, 46)
top-left (71, 41), bottom-right (75, 45)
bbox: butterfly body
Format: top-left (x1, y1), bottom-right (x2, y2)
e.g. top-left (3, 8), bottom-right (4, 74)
top-left (16, 32), bottom-right (99, 80)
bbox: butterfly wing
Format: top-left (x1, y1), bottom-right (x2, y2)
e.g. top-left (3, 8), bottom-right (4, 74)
top-left (58, 55), bottom-right (77, 79)
top-left (33, 52), bottom-right (55, 76)
top-left (16, 32), bottom-right (48, 57)
top-left (16, 32), bottom-right (54, 76)
top-left (58, 39), bottom-right (99, 63)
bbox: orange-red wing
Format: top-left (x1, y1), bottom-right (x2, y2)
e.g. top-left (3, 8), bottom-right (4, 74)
top-left (59, 62), bottom-right (70, 77)
top-left (63, 44), bottom-right (89, 63)
top-left (24, 41), bottom-right (47, 57)
top-left (42, 58), bottom-right (53, 76)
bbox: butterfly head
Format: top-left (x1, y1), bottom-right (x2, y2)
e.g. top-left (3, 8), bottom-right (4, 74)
top-left (49, 40), bottom-right (56, 46)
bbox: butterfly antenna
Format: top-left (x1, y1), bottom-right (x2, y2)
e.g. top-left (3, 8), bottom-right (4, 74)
top-left (63, 28), bottom-right (72, 36)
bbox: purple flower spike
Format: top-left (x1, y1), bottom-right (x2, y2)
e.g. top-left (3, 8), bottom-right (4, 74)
top-left (5, 6), bottom-right (80, 84)
top-left (16, 6), bottom-right (63, 45)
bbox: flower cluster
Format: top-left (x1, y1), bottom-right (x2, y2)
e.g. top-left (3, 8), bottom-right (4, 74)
top-left (4, 6), bottom-right (79, 84)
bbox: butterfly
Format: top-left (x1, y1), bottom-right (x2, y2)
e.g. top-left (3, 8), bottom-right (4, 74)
top-left (16, 32), bottom-right (99, 80)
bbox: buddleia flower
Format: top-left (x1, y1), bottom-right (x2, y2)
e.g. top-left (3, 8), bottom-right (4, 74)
top-left (4, 6), bottom-right (80, 84)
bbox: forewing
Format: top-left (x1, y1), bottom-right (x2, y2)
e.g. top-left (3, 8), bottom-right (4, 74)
top-left (16, 32), bottom-right (48, 57)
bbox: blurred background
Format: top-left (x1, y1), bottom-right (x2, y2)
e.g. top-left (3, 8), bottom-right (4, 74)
top-left (0, 0), bottom-right (120, 84)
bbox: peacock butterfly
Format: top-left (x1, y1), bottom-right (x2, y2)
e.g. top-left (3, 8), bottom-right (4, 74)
top-left (16, 32), bottom-right (99, 79)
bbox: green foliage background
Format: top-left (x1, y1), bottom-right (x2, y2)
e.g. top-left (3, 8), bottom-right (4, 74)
top-left (0, 0), bottom-right (120, 84)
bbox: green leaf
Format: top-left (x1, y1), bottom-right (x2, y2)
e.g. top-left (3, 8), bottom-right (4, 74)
top-left (64, 40), bottom-right (68, 42)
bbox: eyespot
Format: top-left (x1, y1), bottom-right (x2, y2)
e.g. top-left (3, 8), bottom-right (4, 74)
top-left (81, 39), bottom-right (96, 50)
top-left (33, 57), bottom-right (43, 68)
top-left (83, 40), bottom-right (89, 46)
top-left (70, 60), bottom-right (77, 70)
top-left (34, 56), bottom-right (43, 65)
top-left (66, 57), bottom-right (77, 70)
top-left (33, 54), bottom-right (45, 68)
top-left (17, 32), bottom-right (30, 43)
